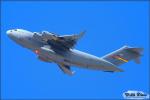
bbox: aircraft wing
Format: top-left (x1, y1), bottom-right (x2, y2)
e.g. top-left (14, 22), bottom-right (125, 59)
top-left (58, 31), bottom-right (85, 41)
top-left (39, 45), bottom-right (75, 75)
top-left (33, 31), bottom-right (85, 53)
top-left (56, 31), bottom-right (85, 49)
top-left (58, 64), bottom-right (75, 75)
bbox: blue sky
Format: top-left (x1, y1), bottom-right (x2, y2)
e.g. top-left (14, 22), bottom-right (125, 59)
top-left (1, 1), bottom-right (149, 99)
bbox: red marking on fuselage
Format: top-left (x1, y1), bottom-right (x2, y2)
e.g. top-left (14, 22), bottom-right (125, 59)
top-left (35, 49), bottom-right (40, 54)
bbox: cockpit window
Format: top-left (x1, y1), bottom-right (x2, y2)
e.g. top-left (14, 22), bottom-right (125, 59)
top-left (42, 31), bottom-right (49, 34)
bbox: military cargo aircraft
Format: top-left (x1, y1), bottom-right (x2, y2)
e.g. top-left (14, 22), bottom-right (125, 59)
top-left (7, 29), bottom-right (143, 75)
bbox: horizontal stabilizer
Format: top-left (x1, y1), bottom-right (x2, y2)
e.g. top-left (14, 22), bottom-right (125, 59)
top-left (134, 57), bottom-right (141, 64)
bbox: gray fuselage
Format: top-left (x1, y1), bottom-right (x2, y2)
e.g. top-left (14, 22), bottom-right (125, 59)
top-left (7, 29), bottom-right (121, 72)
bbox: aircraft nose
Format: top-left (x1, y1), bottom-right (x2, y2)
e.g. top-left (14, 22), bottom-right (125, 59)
top-left (6, 29), bottom-right (20, 41)
top-left (6, 30), bottom-right (14, 38)
top-left (6, 30), bottom-right (11, 35)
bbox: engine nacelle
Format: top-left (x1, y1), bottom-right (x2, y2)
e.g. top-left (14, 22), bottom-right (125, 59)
top-left (38, 56), bottom-right (52, 62)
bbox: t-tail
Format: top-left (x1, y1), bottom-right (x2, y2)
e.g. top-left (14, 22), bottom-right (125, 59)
top-left (101, 46), bottom-right (143, 69)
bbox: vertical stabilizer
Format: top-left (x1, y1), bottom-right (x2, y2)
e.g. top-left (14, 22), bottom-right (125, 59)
top-left (101, 46), bottom-right (143, 66)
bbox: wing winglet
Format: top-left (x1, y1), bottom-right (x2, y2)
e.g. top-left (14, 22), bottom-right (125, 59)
top-left (77, 31), bottom-right (86, 39)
